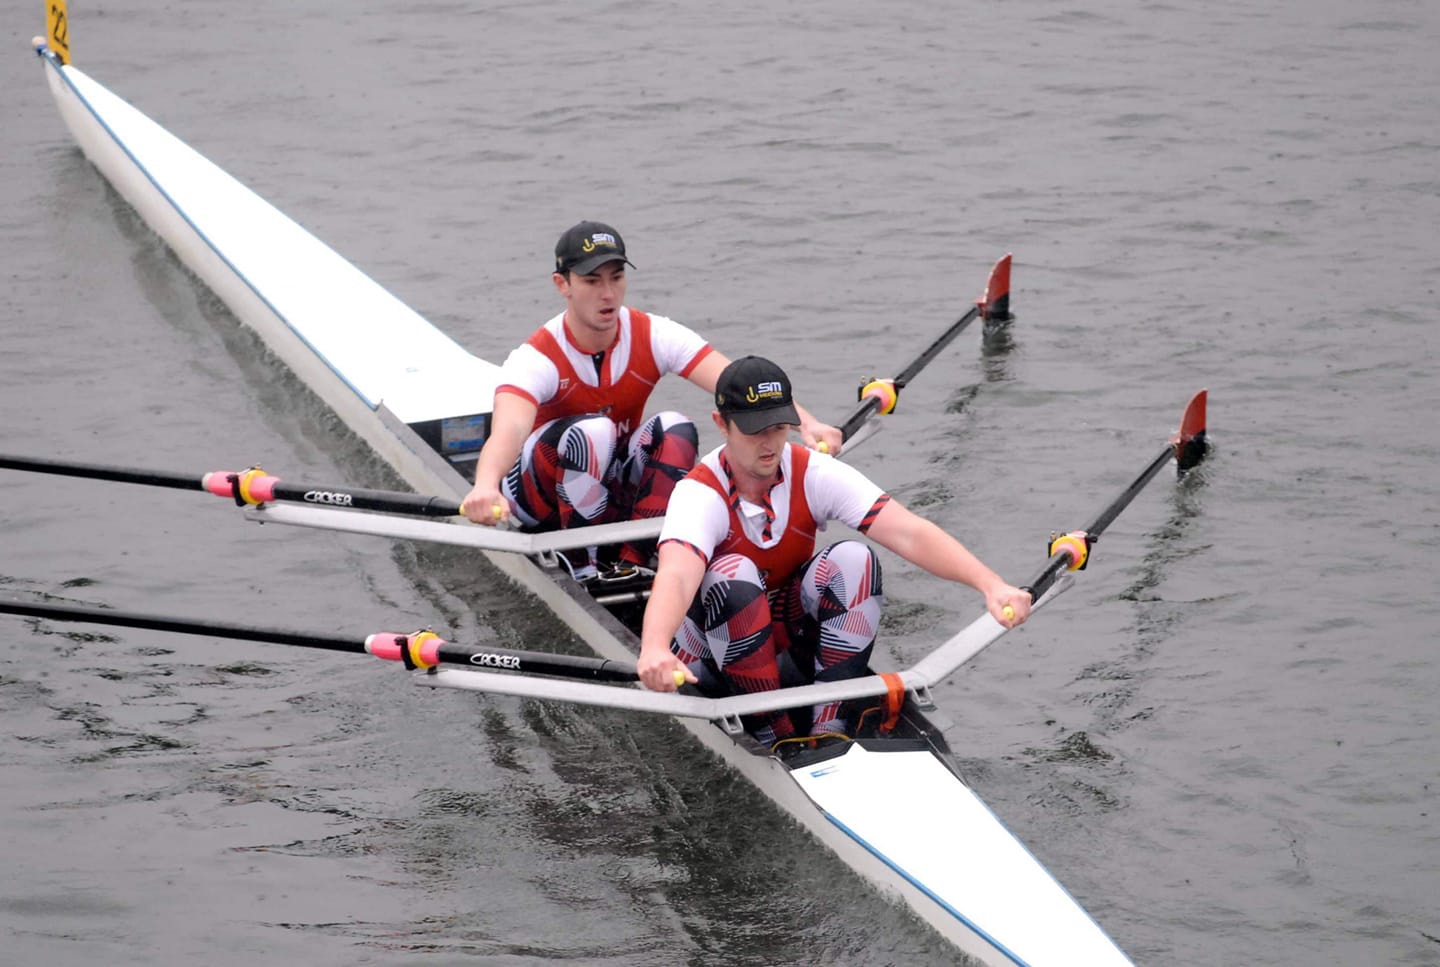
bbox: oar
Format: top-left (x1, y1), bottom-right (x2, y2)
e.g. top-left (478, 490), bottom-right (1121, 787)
top-left (0, 596), bottom-right (680, 683)
top-left (832, 253), bottom-right (1013, 445)
top-left (0, 255), bottom-right (1010, 543)
top-left (0, 254), bottom-right (1014, 518)
top-left (1006, 388), bottom-right (1209, 617)
top-left (0, 454), bottom-right (461, 518)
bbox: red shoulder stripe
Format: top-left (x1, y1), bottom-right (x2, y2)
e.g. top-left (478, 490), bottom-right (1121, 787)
top-left (659, 538), bottom-right (709, 565)
top-left (858, 493), bottom-right (891, 534)
top-left (678, 344), bottom-right (716, 378)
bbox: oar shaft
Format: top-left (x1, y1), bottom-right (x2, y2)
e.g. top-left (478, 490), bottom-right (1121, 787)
top-left (1022, 389), bottom-right (1208, 603)
top-left (837, 394), bottom-right (885, 444)
top-left (1083, 445), bottom-right (1177, 541)
top-left (1013, 454), bottom-right (1169, 604)
top-left (241, 478), bottom-right (461, 517)
top-left (0, 597), bottom-right (643, 683)
top-left (1023, 445), bottom-right (1177, 603)
top-left (366, 633), bottom-right (641, 682)
top-left (834, 304), bottom-right (982, 442)
top-left (0, 454), bottom-right (203, 492)
top-left (0, 453), bottom-right (461, 518)
top-left (831, 253), bottom-right (1010, 445)
top-left (0, 597), bottom-right (363, 652)
top-left (894, 304), bottom-right (982, 389)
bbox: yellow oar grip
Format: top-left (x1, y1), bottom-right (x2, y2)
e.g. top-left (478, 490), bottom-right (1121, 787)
top-left (673, 669), bottom-right (686, 688)
top-left (1002, 605), bottom-right (1015, 621)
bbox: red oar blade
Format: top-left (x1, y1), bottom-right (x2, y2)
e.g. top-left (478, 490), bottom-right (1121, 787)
top-left (1176, 388), bottom-right (1208, 473)
top-left (979, 253), bottom-right (1013, 323)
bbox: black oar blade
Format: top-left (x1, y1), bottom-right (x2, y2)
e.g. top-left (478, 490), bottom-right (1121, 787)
top-left (1176, 388), bottom-right (1208, 473)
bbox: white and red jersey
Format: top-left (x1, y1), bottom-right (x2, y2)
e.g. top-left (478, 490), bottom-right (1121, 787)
top-left (659, 443), bottom-right (890, 589)
top-left (495, 307), bottom-right (713, 438)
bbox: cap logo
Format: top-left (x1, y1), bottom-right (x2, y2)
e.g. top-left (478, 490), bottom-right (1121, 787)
top-left (745, 380), bottom-right (785, 404)
top-left (581, 233), bottom-right (619, 254)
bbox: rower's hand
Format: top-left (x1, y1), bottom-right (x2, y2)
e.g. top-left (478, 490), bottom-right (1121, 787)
top-left (803, 421), bottom-right (843, 457)
top-left (988, 584), bottom-right (1033, 628)
top-left (460, 483), bottom-right (510, 526)
top-left (637, 643), bottom-right (696, 692)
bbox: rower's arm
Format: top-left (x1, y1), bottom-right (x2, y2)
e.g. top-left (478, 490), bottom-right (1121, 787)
top-left (460, 392), bottom-right (537, 524)
top-left (684, 351), bottom-right (731, 393)
top-left (637, 541), bottom-right (705, 691)
top-left (864, 500), bottom-right (1031, 626)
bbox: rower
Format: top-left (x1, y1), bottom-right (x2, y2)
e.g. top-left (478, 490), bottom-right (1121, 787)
top-left (636, 356), bottom-right (1032, 746)
top-left (458, 222), bottom-right (842, 584)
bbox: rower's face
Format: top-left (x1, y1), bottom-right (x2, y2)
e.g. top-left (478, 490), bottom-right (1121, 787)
top-left (715, 415), bottom-right (794, 481)
top-left (554, 261), bottom-right (627, 333)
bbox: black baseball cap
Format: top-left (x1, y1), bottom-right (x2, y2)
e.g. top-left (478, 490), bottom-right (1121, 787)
top-left (554, 220), bottom-right (636, 276)
top-left (714, 356), bottom-right (801, 434)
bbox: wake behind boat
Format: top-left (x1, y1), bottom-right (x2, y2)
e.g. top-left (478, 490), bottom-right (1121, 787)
top-left (24, 6), bottom-right (1205, 962)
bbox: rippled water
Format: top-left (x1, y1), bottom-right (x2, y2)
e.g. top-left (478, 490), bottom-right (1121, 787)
top-left (3, 1), bottom-right (1438, 964)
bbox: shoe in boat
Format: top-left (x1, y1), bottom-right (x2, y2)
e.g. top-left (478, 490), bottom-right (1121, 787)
top-left (594, 560), bottom-right (655, 586)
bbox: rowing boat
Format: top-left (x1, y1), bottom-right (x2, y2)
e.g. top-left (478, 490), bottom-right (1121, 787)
top-left (30, 7), bottom-right (1190, 962)
top-left (30, 22), bottom-right (1173, 963)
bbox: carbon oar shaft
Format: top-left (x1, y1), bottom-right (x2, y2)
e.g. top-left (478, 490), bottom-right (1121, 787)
top-left (836, 306), bottom-right (978, 441)
top-left (0, 597), bottom-right (360, 651)
top-left (1022, 388), bottom-right (1208, 604)
top-left (364, 632), bottom-right (643, 681)
top-left (0, 453), bottom-right (201, 491)
top-left (0, 597), bottom-right (643, 682)
top-left (0, 453), bottom-right (461, 518)
top-left (834, 254), bottom-right (1012, 444)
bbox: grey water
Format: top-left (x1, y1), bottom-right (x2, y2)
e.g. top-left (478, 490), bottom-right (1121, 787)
top-left (3, 1), bottom-right (1438, 964)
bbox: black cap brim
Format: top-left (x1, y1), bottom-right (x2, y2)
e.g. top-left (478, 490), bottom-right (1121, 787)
top-left (564, 254), bottom-right (636, 276)
top-left (727, 403), bottom-right (801, 434)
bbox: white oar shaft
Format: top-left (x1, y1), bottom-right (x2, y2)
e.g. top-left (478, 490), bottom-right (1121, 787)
top-left (415, 587), bottom-right (1070, 722)
top-left (242, 502), bottom-right (663, 554)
